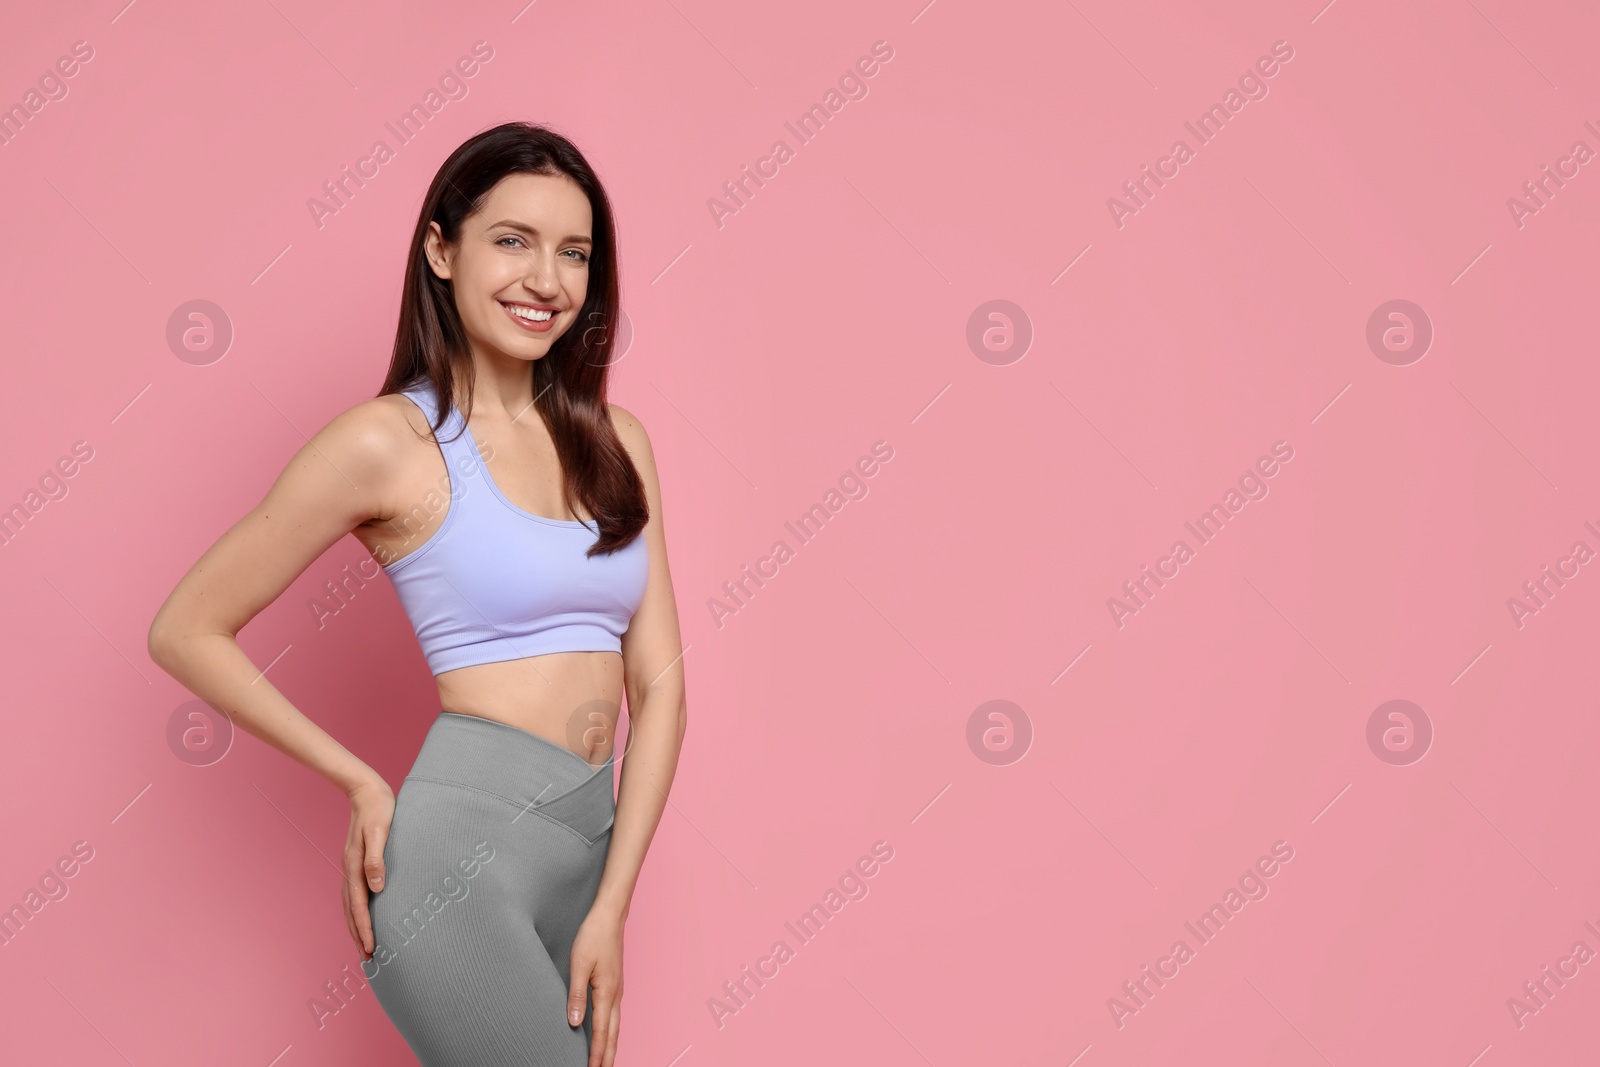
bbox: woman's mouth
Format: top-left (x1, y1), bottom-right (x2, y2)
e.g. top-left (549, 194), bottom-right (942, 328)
top-left (501, 302), bottom-right (558, 333)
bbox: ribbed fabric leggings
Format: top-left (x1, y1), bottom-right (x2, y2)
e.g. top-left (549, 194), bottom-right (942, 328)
top-left (366, 711), bottom-right (616, 1066)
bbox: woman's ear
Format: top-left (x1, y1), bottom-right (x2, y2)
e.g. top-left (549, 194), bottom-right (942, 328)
top-left (424, 221), bottom-right (453, 280)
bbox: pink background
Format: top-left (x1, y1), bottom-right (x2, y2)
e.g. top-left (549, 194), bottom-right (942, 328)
top-left (2, 0), bottom-right (1598, 1064)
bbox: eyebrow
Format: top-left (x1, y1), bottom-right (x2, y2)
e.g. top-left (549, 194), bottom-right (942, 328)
top-left (487, 219), bottom-right (592, 245)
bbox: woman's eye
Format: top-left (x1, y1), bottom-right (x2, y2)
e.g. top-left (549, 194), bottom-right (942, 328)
top-left (564, 249), bottom-right (590, 263)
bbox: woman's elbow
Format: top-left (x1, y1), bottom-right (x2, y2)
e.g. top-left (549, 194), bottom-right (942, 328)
top-left (147, 616), bottom-right (182, 671)
top-left (147, 601), bottom-right (205, 671)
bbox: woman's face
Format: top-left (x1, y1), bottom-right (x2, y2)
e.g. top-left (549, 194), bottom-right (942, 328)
top-left (425, 171), bottom-right (593, 363)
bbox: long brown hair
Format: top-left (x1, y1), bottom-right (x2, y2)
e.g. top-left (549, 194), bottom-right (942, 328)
top-left (378, 121), bottom-right (646, 557)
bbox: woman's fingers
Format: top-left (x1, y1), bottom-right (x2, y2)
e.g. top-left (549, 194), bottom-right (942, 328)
top-left (568, 956), bottom-right (592, 1027)
top-left (585, 985), bottom-right (606, 1067)
top-left (343, 830), bottom-right (377, 958)
top-left (602, 1001), bottom-right (621, 1067)
top-left (364, 821), bottom-right (388, 893)
top-left (343, 783), bottom-right (392, 961)
top-left (586, 976), bottom-right (620, 1067)
top-left (339, 875), bottom-right (360, 951)
top-left (347, 858), bottom-right (375, 956)
top-left (569, 915), bottom-right (624, 1064)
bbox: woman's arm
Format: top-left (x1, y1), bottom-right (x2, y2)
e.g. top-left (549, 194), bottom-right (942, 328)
top-left (568, 403), bottom-right (686, 1065)
top-left (596, 402), bottom-right (687, 923)
top-left (147, 397), bottom-right (412, 959)
top-left (147, 398), bottom-right (402, 796)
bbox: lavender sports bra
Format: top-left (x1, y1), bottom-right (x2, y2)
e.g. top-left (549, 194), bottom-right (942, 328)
top-left (379, 380), bottom-right (649, 675)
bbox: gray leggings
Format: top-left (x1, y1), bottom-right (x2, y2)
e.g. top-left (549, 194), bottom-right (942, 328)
top-left (365, 711), bottom-right (616, 1065)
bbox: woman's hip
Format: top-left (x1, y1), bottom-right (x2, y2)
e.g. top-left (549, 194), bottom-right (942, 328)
top-left (366, 712), bottom-right (616, 968)
top-left (401, 710), bottom-right (617, 844)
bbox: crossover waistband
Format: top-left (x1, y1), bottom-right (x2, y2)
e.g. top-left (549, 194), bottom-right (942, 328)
top-left (407, 712), bottom-right (616, 843)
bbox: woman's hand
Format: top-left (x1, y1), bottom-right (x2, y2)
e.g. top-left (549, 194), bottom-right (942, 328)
top-left (342, 776), bottom-right (395, 961)
top-left (569, 907), bottom-right (624, 1067)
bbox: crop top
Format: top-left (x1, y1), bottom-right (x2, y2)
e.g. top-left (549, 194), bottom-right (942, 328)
top-left (378, 379), bottom-right (650, 675)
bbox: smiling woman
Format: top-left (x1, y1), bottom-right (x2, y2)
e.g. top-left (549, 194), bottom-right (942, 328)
top-left (486, 214), bottom-right (590, 335)
top-left (148, 122), bottom-right (686, 1067)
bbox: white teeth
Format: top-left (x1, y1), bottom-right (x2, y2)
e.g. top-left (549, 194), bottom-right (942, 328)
top-left (506, 304), bottom-right (553, 322)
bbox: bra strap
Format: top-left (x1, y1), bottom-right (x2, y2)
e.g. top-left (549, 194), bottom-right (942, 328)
top-left (405, 381), bottom-right (477, 473)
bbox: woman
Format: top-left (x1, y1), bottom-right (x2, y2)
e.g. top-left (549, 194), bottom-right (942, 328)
top-left (148, 122), bottom-right (685, 1067)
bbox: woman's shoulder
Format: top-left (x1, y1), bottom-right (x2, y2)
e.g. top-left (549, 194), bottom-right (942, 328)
top-left (342, 388), bottom-right (435, 439)
top-left (303, 389), bottom-right (440, 483)
top-left (606, 401), bottom-right (650, 451)
top-left (607, 403), bottom-right (661, 501)
top-left (608, 400), bottom-right (658, 460)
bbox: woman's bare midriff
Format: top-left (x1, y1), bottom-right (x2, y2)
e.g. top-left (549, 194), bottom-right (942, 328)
top-left (355, 392), bottom-right (626, 765)
top-left (435, 650), bottom-right (625, 767)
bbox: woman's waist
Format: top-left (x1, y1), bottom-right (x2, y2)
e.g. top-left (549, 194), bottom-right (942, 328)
top-left (406, 711), bottom-right (617, 813)
top-left (434, 652), bottom-right (624, 760)
top-left (435, 648), bottom-right (624, 698)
